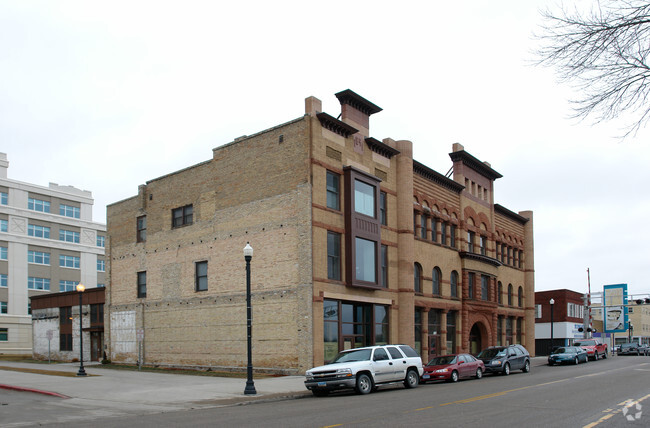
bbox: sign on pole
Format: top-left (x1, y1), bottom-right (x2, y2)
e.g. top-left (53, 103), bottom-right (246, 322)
top-left (604, 284), bottom-right (628, 333)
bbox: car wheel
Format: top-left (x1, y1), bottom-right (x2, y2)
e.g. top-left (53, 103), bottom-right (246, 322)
top-left (355, 373), bottom-right (373, 395)
top-left (594, 352), bottom-right (599, 361)
top-left (574, 357), bottom-right (579, 365)
top-left (522, 360), bottom-right (530, 373)
top-left (404, 368), bottom-right (419, 389)
top-left (450, 370), bottom-right (459, 382)
top-left (475, 368), bottom-right (483, 379)
top-left (602, 351), bottom-right (607, 359)
top-left (503, 363), bottom-right (510, 375)
top-left (312, 390), bottom-right (329, 397)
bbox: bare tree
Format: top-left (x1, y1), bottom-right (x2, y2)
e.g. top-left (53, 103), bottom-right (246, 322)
top-left (535, 1), bottom-right (650, 136)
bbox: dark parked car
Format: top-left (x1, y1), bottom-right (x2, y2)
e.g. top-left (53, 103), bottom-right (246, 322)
top-left (421, 354), bottom-right (485, 383)
top-left (477, 344), bottom-right (531, 375)
top-left (548, 346), bottom-right (589, 365)
top-left (618, 342), bottom-right (649, 356)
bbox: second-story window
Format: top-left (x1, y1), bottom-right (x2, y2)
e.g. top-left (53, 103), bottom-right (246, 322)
top-left (354, 179), bottom-right (375, 217)
top-left (195, 261), bottom-right (208, 291)
top-left (137, 271), bottom-right (147, 298)
top-left (379, 191), bottom-right (387, 225)
top-left (59, 204), bottom-right (80, 218)
top-left (28, 198), bottom-right (50, 213)
top-left (172, 205), bottom-right (193, 228)
top-left (137, 216), bottom-right (146, 242)
top-left (467, 231), bottom-right (475, 253)
top-left (327, 231), bottom-right (341, 281)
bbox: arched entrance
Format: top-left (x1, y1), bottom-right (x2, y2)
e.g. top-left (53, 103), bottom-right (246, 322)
top-left (469, 323), bottom-right (487, 355)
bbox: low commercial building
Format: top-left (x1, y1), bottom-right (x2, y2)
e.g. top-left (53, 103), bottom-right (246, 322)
top-left (0, 153), bottom-right (106, 355)
top-left (107, 90), bottom-right (534, 373)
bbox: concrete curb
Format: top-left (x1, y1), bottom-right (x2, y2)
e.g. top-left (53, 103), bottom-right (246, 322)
top-left (0, 383), bottom-right (70, 399)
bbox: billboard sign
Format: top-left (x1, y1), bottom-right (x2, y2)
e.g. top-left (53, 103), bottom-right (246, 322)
top-left (603, 284), bottom-right (628, 333)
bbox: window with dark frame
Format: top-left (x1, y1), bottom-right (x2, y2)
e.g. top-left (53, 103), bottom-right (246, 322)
top-left (326, 171), bottom-right (340, 211)
top-left (508, 283), bottom-right (513, 306)
top-left (467, 231), bottom-right (475, 253)
top-left (380, 244), bottom-right (388, 288)
top-left (137, 271), bottom-right (147, 298)
top-left (431, 218), bottom-right (438, 242)
top-left (420, 215), bottom-right (427, 239)
top-left (450, 270), bottom-right (458, 298)
top-left (481, 275), bottom-right (489, 300)
top-left (59, 306), bottom-right (72, 351)
top-left (137, 215), bottom-right (147, 242)
top-left (90, 304), bottom-right (104, 326)
top-left (327, 231), bottom-right (341, 281)
top-left (518, 286), bottom-right (523, 307)
top-left (196, 261), bottom-right (208, 291)
top-left (414, 263), bottom-right (422, 293)
top-left (450, 224), bottom-right (456, 248)
top-left (480, 235), bottom-right (487, 256)
top-left (498, 281), bottom-right (503, 304)
top-left (379, 191), bottom-right (387, 225)
top-left (468, 272), bottom-right (475, 299)
top-left (172, 205), bottom-right (193, 228)
top-left (441, 222), bottom-right (447, 245)
top-left (432, 267), bottom-right (441, 295)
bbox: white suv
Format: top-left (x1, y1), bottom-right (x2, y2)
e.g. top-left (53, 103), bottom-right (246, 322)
top-left (304, 345), bottom-right (424, 396)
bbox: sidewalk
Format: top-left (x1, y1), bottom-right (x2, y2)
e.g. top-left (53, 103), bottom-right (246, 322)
top-left (0, 360), bottom-right (310, 410)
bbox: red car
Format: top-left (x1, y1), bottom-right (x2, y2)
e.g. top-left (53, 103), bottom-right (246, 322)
top-left (421, 354), bottom-right (485, 383)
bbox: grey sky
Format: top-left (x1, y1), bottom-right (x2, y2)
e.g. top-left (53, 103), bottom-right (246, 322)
top-left (2, 1), bottom-right (648, 297)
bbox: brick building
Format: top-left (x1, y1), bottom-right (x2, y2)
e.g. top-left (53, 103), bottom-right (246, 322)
top-left (106, 90), bottom-right (534, 374)
top-left (0, 153), bottom-right (106, 355)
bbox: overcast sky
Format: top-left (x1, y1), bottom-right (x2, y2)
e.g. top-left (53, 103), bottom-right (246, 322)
top-left (2, 1), bottom-right (648, 297)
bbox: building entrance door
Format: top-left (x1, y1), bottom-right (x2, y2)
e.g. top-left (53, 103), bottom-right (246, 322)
top-left (469, 324), bottom-right (482, 355)
top-left (90, 332), bottom-right (103, 362)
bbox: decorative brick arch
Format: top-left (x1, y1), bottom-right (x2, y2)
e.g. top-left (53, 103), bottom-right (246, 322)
top-left (465, 310), bottom-right (492, 353)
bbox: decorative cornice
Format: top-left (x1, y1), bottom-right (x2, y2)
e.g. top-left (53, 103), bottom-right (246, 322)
top-left (335, 89), bottom-right (383, 116)
top-left (495, 204), bottom-right (529, 224)
top-left (449, 150), bottom-right (502, 180)
top-left (459, 251), bottom-right (503, 267)
top-left (413, 160), bottom-right (465, 193)
top-left (365, 137), bottom-right (400, 158)
top-left (316, 112), bottom-right (358, 137)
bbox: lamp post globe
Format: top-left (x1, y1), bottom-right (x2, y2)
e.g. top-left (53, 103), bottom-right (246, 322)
top-left (76, 283), bottom-right (87, 377)
top-left (243, 242), bottom-right (256, 395)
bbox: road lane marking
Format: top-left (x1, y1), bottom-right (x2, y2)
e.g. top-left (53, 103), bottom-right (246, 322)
top-left (583, 393), bottom-right (650, 428)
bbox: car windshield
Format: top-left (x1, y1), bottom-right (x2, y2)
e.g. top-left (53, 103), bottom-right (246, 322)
top-left (331, 348), bottom-right (372, 363)
top-left (428, 356), bottom-right (457, 366)
top-left (554, 348), bottom-right (569, 354)
top-left (477, 348), bottom-right (506, 359)
top-left (621, 343), bottom-right (635, 348)
top-left (574, 340), bottom-right (595, 346)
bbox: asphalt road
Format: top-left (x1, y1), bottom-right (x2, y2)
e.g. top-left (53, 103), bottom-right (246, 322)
top-left (5, 356), bottom-right (650, 427)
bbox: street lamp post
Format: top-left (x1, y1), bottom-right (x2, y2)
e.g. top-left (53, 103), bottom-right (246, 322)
top-left (243, 243), bottom-right (256, 395)
top-left (76, 283), bottom-right (87, 377)
top-left (549, 298), bottom-right (555, 355)
top-left (629, 322), bottom-right (633, 342)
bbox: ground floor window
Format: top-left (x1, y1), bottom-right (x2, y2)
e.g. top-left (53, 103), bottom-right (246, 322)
top-left (323, 299), bottom-right (389, 363)
top-left (447, 310), bottom-right (457, 353)
top-left (60, 333), bottom-right (72, 351)
top-left (0, 328), bottom-right (7, 341)
top-left (497, 316), bottom-right (503, 346)
top-left (516, 318), bottom-right (522, 344)
top-left (506, 317), bottom-right (513, 345)
top-left (428, 309), bottom-right (442, 358)
top-left (414, 308), bottom-right (422, 355)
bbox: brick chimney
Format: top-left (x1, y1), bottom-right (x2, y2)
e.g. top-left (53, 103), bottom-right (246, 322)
top-left (335, 90), bottom-right (382, 138)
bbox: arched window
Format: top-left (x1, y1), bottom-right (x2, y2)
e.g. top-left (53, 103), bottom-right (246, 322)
top-left (518, 286), bottom-right (524, 307)
top-left (432, 267), bottom-right (441, 295)
top-left (414, 263), bottom-right (422, 293)
top-left (497, 281), bottom-right (503, 304)
top-left (450, 271), bottom-right (459, 298)
top-left (508, 284), bottom-right (513, 306)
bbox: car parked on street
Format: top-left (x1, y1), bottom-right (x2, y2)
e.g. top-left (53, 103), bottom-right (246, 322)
top-left (304, 345), bottom-right (423, 396)
top-left (477, 344), bottom-right (531, 375)
top-left (421, 353), bottom-right (485, 383)
top-left (548, 346), bottom-right (589, 365)
top-left (573, 339), bottom-right (608, 360)
top-left (618, 342), bottom-right (649, 356)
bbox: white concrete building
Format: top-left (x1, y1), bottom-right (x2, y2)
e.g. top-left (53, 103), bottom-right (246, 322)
top-left (0, 153), bottom-right (106, 355)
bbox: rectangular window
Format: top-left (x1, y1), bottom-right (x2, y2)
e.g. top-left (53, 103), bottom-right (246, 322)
top-left (1, 301), bottom-right (7, 314)
top-left (0, 274), bottom-right (7, 287)
top-left (59, 204), bottom-right (80, 218)
top-left (90, 304), bottom-right (104, 326)
top-left (28, 277), bottom-right (50, 290)
top-left (59, 255), bottom-right (80, 269)
top-left (467, 231), bottom-right (475, 253)
top-left (97, 235), bottom-right (105, 247)
top-left (441, 222), bottom-right (447, 245)
top-left (195, 261), bottom-right (208, 291)
top-left (481, 275), bottom-right (489, 300)
top-left (480, 235), bottom-right (487, 256)
top-left (59, 280), bottom-right (79, 292)
top-left (59, 229), bottom-right (80, 243)
top-left (0, 246), bottom-right (7, 260)
top-left (97, 259), bottom-right (105, 272)
top-left (0, 192), bottom-right (7, 205)
top-left (326, 171), bottom-right (340, 211)
top-left (379, 191), bottom-right (387, 225)
top-left (420, 215), bottom-right (427, 239)
top-left (28, 224), bottom-right (50, 239)
top-left (355, 237), bottom-right (376, 283)
top-left (327, 231), bottom-right (341, 281)
top-left (468, 272), bottom-right (475, 299)
top-left (450, 224), bottom-right (456, 248)
top-left (497, 316), bottom-right (503, 346)
top-left (137, 216), bottom-right (147, 242)
top-left (28, 250), bottom-right (50, 265)
top-left (414, 308), bottom-right (422, 355)
top-left (28, 198), bottom-right (50, 213)
top-left (0, 328), bottom-right (7, 341)
top-left (172, 205), bottom-right (193, 228)
top-left (447, 311), bottom-right (457, 353)
top-left (59, 333), bottom-right (72, 351)
top-left (354, 179), bottom-right (375, 217)
top-left (535, 304), bottom-right (542, 319)
top-left (1, 220), bottom-right (8, 233)
top-left (137, 271), bottom-right (146, 298)
top-left (380, 244), bottom-right (389, 288)
top-left (431, 218), bottom-right (438, 242)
